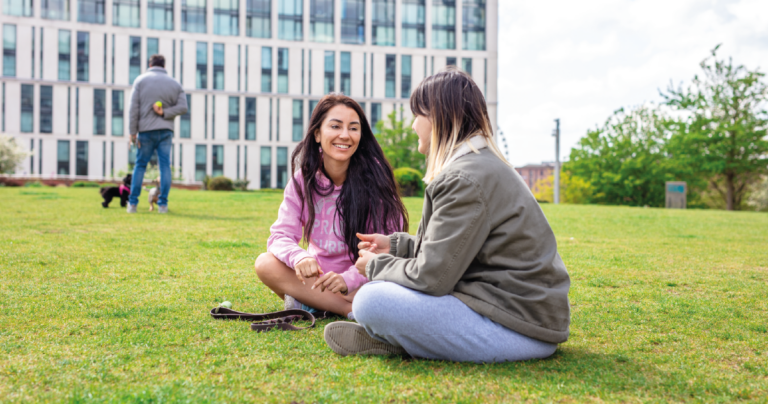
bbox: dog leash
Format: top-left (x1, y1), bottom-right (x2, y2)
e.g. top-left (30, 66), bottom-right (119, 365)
top-left (209, 307), bottom-right (337, 332)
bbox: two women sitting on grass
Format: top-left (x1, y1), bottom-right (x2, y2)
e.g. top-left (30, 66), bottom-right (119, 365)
top-left (256, 69), bottom-right (571, 363)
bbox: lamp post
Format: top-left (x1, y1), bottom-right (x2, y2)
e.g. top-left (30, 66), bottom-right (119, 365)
top-left (553, 119), bottom-right (560, 204)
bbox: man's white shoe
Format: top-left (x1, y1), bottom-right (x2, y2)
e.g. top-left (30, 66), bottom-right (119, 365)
top-left (126, 204), bottom-right (137, 213)
top-left (158, 205), bottom-right (168, 214)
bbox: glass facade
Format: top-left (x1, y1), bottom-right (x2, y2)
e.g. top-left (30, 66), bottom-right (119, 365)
top-left (260, 146), bottom-right (271, 188)
top-left (277, 48), bottom-right (288, 93)
top-left (77, 32), bottom-right (89, 81)
top-left (371, 102), bottom-right (381, 134)
top-left (58, 30), bottom-right (71, 80)
top-left (402, 0), bottom-right (425, 48)
top-left (292, 100), bottom-right (303, 141)
top-left (58, 140), bottom-right (70, 175)
top-left (341, 0), bottom-right (365, 45)
top-left (42, 0), bottom-right (70, 20)
top-left (401, 55), bottom-right (411, 98)
top-left (195, 144), bottom-right (206, 180)
top-left (147, 37), bottom-right (158, 61)
top-left (3, 25), bottom-right (16, 77)
top-left (40, 85), bottom-right (53, 133)
top-left (196, 42), bottom-right (207, 89)
top-left (21, 84), bottom-right (33, 133)
top-left (112, 90), bottom-right (124, 136)
top-left (324, 51), bottom-right (335, 94)
top-left (93, 89), bottom-right (106, 135)
top-left (246, 0), bottom-right (270, 38)
top-left (148, 0), bottom-right (174, 30)
top-left (340, 52), bottom-right (350, 95)
top-left (372, 0), bottom-right (395, 46)
top-left (79, 0), bottom-right (105, 24)
top-left (213, 43), bottom-right (224, 89)
top-left (276, 147), bottom-right (288, 189)
top-left (433, 0), bottom-right (455, 49)
top-left (180, 94), bottom-right (191, 138)
top-left (214, 0), bottom-right (239, 36)
top-left (3, 0), bottom-right (33, 16)
top-left (212, 145), bottom-right (223, 176)
top-left (114, 0), bottom-right (140, 27)
top-left (311, 0), bottom-right (334, 43)
top-left (76, 141), bottom-right (88, 176)
top-left (462, 57), bottom-right (472, 75)
top-left (129, 36), bottom-right (140, 84)
top-left (245, 97), bottom-right (256, 140)
top-left (385, 54), bottom-right (395, 98)
top-left (228, 96), bottom-right (239, 140)
top-left (182, 0), bottom-right (206, 33)
top-left (278, 0), bottom-right (303, 41)
top-left (463, 0), bottom-right (485, 51)
top-left (261, 46), bottom-right (272, 92)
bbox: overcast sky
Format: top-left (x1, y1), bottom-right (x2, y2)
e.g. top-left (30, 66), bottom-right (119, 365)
top-left (497, 0), bottom-right (768, 167)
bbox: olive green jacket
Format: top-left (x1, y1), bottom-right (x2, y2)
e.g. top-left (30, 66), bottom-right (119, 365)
top-left (366, 148), bottom-right (571, 344)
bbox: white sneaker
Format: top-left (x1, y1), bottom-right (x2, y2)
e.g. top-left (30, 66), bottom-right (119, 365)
top-left (126, 204), bottom-right (137, 213)
top-left (158, 205), bottom-right (168, 214)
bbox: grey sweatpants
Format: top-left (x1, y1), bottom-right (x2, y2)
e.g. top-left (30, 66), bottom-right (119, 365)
top-left (352, 281), bottom-right (558, 363)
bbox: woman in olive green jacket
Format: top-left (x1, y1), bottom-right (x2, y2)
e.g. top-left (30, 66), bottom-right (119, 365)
top-left (323, 68), bottom-right (571, 363)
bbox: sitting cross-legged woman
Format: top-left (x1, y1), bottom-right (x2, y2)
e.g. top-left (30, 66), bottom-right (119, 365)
top-left (323, 69), bottom-right (572, 362)
top-left (255, 94), bottom-right (408, 319)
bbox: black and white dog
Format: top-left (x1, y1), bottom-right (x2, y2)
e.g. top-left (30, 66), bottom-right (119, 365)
top-left (100, 174), bottom-right (132, 208)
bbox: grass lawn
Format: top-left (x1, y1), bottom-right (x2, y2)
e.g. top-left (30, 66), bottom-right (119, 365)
top-left (1, 187), bottom-right (767, 403)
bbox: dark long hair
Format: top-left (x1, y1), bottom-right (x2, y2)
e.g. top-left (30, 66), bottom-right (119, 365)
top-left (291, 94), bottom-right (408, 262)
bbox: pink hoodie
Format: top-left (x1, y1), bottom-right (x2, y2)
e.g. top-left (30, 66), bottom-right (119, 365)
top-left (267, 171), bottom-right (369, 293)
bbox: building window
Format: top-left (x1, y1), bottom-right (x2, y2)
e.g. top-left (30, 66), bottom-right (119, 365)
top-left (371, 103), bottom-right (381, 133)
top-left (3, 25), bottom-right (16, 77)
top-left (402, 0), bottom-right (425, 48)
top-left (309, 100), bottom-right (318, 122)
top-left (58, 30), bottom-right (71, 80)
top-left (311, 0), bottom-right (334, 43)
top-left (196, 42), bottom-right (208, 89)
top-left (93, 89), bottom-right (106, 135)
top-left (77, 32), bottom-right (89, 81)
top-left (341, 0), bottom-right (364, 45)
top-left (182, 0), bottom-right (206, 33)
top-left (42, 0), bottom-right (70, 20)
top-left (462, 57), bottom-right (472, 75)
top-left (385, 54), bottom-right (396, 98)
top-left (277, 147), bottom-right (288, 189)
top-left (147, 0), bottom-right (173, 30)
top-left (180, 94), bottom-right (191, 138)
top-left (3, 0), bottom-right (33, 16)
top-left (402, 55), bottom-right (412, 98)
top-left (292, 100), bottom-right (303, 141)
top-left (324, 51), bottom-right (335, 94)
top-left (228, 96), bottom-right (239, 140)
top-left (260, 146), bottom-right (271, 188)
top-left (58, 140), bottom-right (70, 175)
top-left (433, 0), bottom-right (455, 49)
top-left (212, 145), bottom-right (223, 177)
top-left (246, 0), bottom-right (270, 38)
top-left (76, 141), bottom-right (88, 176)
top-left (40, 85), bottom-right (53, 133)
top-left (147, 37), bottom-right (158, 62)
top-left (340, 52), bottom-right (351, 95)
top-left (78, 0), bottom-right (105, 24)
top-left (277, 48), bottom-right (288, 93)
top-left (447, 56), bottom-right (456, 67)
top-left (21, 84), bottom-right (33, 133)
top-left (112, 89), bottom-right (124, 136)
top-left (463, 0), bottom-right (485, 51)
top-left (214, 0), bottom-right (239, 36)
top-left (278, 0), bottom-right (303, 41)
top-left (195, 144), bottom-right (206, 181)
top-left (129, 36), bottom-right (140, 84)
top-left (261, 47), bottom-right (272, 92)
top-left (114, 0), bottom-right (140, 27)
top-left (372, 0), bottom-right (395, 46)
top-left (245, 97), bottom-right (256, 140)
top-left (213, 43), bottom-right (224, 89)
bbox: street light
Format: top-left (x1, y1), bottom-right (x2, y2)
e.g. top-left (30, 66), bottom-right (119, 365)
top-left (552, 119), bottom-right (560, 204)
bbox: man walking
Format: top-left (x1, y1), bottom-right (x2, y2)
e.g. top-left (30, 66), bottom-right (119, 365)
top-left (127, 54), bottom-right (188, 214)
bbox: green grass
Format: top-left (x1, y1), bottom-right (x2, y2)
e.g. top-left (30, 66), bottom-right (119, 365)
top-left (1, 188), bottom-right (767, 403)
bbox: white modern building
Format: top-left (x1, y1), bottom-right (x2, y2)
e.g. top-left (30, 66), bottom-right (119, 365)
top-left (0, 0), bottom-right (497, 189)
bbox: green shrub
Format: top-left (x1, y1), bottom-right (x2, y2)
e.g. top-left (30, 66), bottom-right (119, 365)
top-left (393, 167), bottom-right (424, 197)
top-left (207, 176), bottom-right (234, 191)
top-left (71, 181), bottom-right (100, 188)
top-left (233, 179), bottom-right (250, 191)
top-left (24, 181), bottom-right (44, 188)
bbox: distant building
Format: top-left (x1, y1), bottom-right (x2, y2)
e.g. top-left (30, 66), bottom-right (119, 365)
top-left (515, 162), bottom-right (554, 194)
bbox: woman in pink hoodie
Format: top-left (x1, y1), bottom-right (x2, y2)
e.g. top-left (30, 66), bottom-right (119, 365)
top-left (255, 94), bottom-right (408, 319)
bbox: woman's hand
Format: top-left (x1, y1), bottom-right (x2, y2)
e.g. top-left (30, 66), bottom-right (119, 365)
top-left (295, 257), bottom-right (323, 284)
top-left (355, 244), bottom-right (378, 275)
top-left (357, 233), bottom-right (390, 254)
top-left (311, 272), bottom-right (348, 294)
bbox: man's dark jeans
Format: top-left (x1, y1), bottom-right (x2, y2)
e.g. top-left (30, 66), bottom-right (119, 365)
top-left (129, 129), bottom-right (172, 207)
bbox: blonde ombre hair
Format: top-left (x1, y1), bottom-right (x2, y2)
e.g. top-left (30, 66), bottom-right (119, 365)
top-left (410, 67), bottom-right (511, 183)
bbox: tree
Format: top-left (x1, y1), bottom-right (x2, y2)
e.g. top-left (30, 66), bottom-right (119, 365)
top-left (662, 45), bottom-right (768, 210)
top-left (374, 109), bottom-right (426, 174)
top-left (0, 135), bottom-right (30, 174)
top-left (532, 170), bottom-right (594, 204)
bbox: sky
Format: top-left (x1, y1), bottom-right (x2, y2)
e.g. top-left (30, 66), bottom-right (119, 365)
top-left (496, 0), bottom-right (768, 167)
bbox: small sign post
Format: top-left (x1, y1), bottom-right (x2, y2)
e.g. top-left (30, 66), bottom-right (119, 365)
top-left (666, 181), bottom-right (687, 209)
